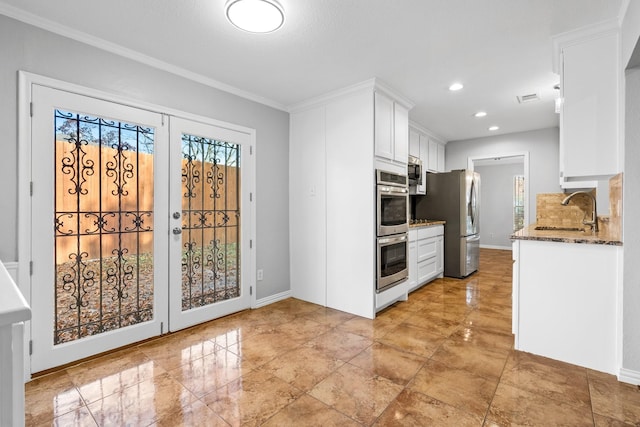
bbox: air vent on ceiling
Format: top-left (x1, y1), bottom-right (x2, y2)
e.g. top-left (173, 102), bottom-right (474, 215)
top-left (516, 93), bottom-right (540, 104)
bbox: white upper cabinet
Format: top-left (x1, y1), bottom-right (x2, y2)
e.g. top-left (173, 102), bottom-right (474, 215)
top-left (553, 22), bottom-right (620, 187)
top-left (374, 91), bottom-right (394, 160)
top-left (426, 137), bottom-right (445, 173)
top-left (374, 90), bottom-right (410, 171)
top-left (428, 139), bottom-right (438, 172)
top-left (409, 128), bottom-right (420, 157)
top-left (437, 143), bottom-right (445, 172)
top-left (393, 102), bottom-right (409, 163)
top-left (409, 123), bottom-right (446, 190)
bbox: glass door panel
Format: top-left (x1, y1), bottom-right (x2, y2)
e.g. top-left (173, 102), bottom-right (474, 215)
top-left (180, 134), bottom-right (240, 309)
top-left (169, 117), bottom-right (251, 331)
top-left (31, 85), bottom-right (168, 372)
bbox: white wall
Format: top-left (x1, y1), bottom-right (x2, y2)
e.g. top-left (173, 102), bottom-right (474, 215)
top-left (620, 0), bottom-right (640, 381)
top-left (621, 28), bottom-right (640, 379)
top-left (0, 15), bottom-right (290, 300)
top-left (475, 163), bottom-right (525, 249)
top-left (446, 127), bottom-right (560, 225)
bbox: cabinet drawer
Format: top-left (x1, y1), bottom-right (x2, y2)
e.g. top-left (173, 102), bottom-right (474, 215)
top-left (417, 237), bottom-right (437, 262)
top-left (417, 225), bottom-right (443, 239)
top-left (417, 258), bottom-right (437, 284)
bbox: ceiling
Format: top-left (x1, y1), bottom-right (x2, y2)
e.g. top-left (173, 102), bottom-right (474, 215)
top-left (0, 0), bottom-right (623, 141)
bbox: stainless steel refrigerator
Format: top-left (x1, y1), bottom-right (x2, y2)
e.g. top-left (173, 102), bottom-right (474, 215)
top-left (415, 170), bottom-right (480, 278)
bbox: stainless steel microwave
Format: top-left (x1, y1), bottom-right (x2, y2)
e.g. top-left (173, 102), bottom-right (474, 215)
top-left (408, 155), bottom-right (422, 186)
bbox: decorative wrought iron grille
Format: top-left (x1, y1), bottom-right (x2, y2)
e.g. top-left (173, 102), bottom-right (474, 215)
top-left (181, 134), bottom-right (240, 310)
top-left (54, 109), bottom-right (155, 345)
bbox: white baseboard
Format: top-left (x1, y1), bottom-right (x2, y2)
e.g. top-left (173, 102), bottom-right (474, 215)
top-left (253, 290), bottom-right (292, 308)
top-left (618, 367), bottom-right (640, 385)
top-left (480, 244), bottom-right (512, 250)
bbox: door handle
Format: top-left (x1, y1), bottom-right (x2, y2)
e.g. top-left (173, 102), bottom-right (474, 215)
top-left (172, 227), bottom-right (182, 235)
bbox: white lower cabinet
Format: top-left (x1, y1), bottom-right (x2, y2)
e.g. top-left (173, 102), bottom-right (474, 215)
top-left (409, 225), bottom-right (444, 292)
top-left (512, 239), bottom-right (621, 374)
top-left (407, 231), bottom-right (418, 290)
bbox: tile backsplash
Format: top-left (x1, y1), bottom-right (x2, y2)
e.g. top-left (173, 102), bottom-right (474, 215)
top-left (608, 173), bottom-right (622, 239)
top-left (535, 173), bottom-right (622, 240)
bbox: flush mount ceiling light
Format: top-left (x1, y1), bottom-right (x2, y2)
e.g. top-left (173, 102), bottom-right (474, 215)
top-left (474, 111), bottom-right (487, 118)
top-left (225, 0), bottom-right (285, 33)
top-left (488, 125), bottom-right (500, 131)
top-left (448, 82), bottom-right (464, 91)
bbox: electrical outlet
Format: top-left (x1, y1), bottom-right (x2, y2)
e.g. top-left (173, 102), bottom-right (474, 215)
top-left (257, 269), bottom-right (263, 281)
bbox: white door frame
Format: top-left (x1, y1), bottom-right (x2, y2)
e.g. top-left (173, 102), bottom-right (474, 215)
top-left (18, 71), bottom-right (256, 377)
top-left (467, 151), bottom-right (530, 229)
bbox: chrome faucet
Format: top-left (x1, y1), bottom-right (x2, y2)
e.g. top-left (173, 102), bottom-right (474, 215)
top-left (561, 191), bottom-right (599, 232)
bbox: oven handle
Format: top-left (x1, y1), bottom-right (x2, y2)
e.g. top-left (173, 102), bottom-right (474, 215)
top-left (378, 185), bottom-right (408, 195)
top-left (378, 234), bottom-right (408, 245)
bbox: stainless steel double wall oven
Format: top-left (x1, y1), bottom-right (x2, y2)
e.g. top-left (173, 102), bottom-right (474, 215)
top-left (376, 170), bottom-right (409, 292)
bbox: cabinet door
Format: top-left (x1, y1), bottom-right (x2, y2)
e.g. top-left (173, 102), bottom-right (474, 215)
top-left (417, 258), bottom-right (438, 284)
top-left (374, 92), bottom-right (394, 160)
top-left (408, 238), bottom-right (417, 291)
top-left (561, 32), bottom-right (618, 178)
top-left (417, 237), bottom-right (437, 263)
top-left (437, 143), bottom-right (445, 172)
top-left (409, 129), bottom-right (420, 157)
top-left (393, 103), bottom-right (409, 163)
top-left (436, 236), bottom-right (444, 274)
top-left (428, 139), bottom-right (438, 172)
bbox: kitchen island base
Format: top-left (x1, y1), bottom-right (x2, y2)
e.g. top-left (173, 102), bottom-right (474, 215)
top-left (512, 238), bottom-right (621, 375)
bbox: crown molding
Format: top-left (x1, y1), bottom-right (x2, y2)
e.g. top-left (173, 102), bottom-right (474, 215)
top-left (0, 2), bottom-right (287, 111)
top-left (408, 120), bottom-right (447, 144)
top-left (551, 18), bottom-right (620, 74)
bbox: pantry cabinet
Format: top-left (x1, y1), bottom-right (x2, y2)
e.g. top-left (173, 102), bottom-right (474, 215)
top-left (553, 22), bottom-right (620, 188)
top-left (290, 79), bottom-right (413, 319)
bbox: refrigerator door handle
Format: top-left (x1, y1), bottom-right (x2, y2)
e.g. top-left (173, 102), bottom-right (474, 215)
top-left (469, 179), bottom-right (476, 228)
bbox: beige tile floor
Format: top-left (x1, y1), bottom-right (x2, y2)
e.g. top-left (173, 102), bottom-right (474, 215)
top-left (25, 249), bottom-right (640, 426)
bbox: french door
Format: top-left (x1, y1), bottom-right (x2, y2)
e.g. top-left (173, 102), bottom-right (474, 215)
top-left (168, 117), bottom-right (252, 331)
top-left (29, 84), bottom-right (253, 372)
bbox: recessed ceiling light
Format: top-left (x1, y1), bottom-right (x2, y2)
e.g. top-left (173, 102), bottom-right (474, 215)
top-left (488, 126), bottom-right (500, 131)
top-left (474, 111), bottom-right (487, 118)
top-left (448, 83), bottom-right (464, 91)
top-left (225, 0), bottom-right (285, 33)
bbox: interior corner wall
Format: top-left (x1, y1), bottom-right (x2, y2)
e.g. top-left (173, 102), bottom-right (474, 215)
top-left (0, 14), bottom-right (290, 300)
top-left (622, 67), bottom-right (640, 374)
top-left (621, 0), bottom-right (640, 377)
top-left (445, 127), bottom-right (560, 226)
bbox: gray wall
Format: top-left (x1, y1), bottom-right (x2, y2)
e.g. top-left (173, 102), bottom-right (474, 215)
top-left (475, 163), bottom-right (525, 249)
top-left (446, 127), bottom-right (561, 225)
top-left (0, 15), bottom-right (290, 300)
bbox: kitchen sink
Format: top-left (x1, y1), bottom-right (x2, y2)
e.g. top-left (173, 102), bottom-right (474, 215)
top-left (534, 226), bottom-right (585, 232)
